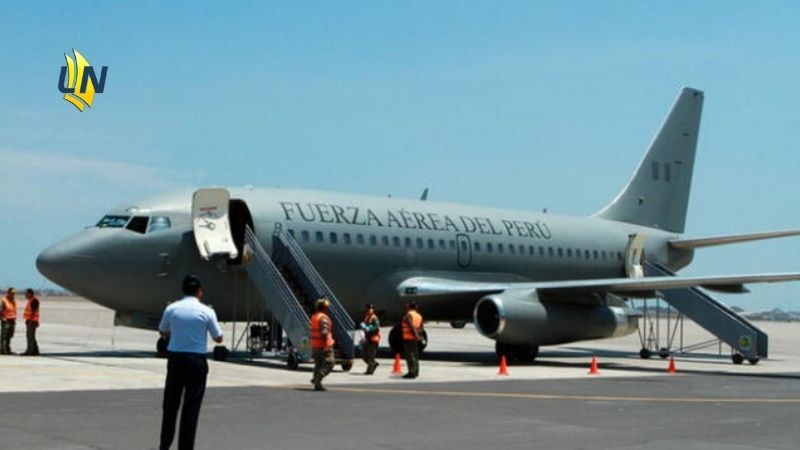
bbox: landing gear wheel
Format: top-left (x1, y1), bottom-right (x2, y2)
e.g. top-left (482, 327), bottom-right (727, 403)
top-left (748, 357), bottom-right (760, 365)
top-left (213, 345), bottom-right (229, 361)
top-left (340, 360), bottom-right (353, 372)
top-left (156, 337), bottom-right (168, 358)
top-left (389, 325), bottom-right (403, 355)
top-left (287, 352), bottom-right (299, 370)
top-left (389, 326), bottom-right (428, 355)
top-left (450, 321), bottom-right (467, 329)
top-left (731, 353), bottom-right (744, 365)
top-left (658, 347), bottom-right (670, 359)
top-left (495, 342), bottom-right (539, 364)
top-left (639, 348), bottom-right (652, 359)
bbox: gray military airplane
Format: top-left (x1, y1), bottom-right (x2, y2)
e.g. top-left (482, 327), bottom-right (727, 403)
top-left (37, 87), bottom-right (800, 363)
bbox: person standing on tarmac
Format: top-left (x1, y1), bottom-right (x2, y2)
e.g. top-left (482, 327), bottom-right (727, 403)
top-left (1, 288), bottom-right (17, 355)
top-left (158, 275), bottom-right (223, 450)
top-left (22, 289), bottom-right (40, 356)
top-left (401, 302), bottom-right (424, 379)
top-left (359, 303), bottom-right (380, 375)
top-left (310, 298), bottom-right (335, 391)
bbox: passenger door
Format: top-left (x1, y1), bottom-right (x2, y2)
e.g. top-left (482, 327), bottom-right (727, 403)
top-left (192, 188), bottom-right (239, 260)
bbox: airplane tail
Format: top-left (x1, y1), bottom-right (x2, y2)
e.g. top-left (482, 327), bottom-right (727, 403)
top-left (594, 87), bottom-right (704, 233)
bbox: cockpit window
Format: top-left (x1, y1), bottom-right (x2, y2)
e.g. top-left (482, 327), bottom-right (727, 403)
top-left (149, 216), bottom-right (172, 233)
top-left (96, 215), bottom-right (130, 228)
top-left (126, 216), bottom-right (149, 234)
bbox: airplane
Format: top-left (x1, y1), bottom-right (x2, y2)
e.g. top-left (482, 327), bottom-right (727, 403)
top-left (36, 87), bottom-right (800, 365)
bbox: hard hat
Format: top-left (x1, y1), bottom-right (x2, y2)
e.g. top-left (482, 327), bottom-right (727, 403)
top-left (316, 298), bottom-right (331, 309)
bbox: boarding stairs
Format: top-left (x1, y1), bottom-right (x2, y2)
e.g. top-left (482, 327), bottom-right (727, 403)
top-left (644, 262), bottom-right (768, 361)
top-left (242, 226), bottom-right (355, 366)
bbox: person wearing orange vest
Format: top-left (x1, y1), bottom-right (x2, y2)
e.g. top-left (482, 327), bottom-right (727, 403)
top-left (359, 304), bottom-right (381, 375)
top-left (1, 287), bottom-right (17, 355)
top-left (23, 289), bottom-right (40, 356)
top-left (401, 302), bottom-right (424, 379)
top-left (310, 297), bottom-right (336, 391)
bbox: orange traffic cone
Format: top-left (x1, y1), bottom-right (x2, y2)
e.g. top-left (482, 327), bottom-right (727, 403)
top-left (498, 355), bottom-right (509, 376)
top-left (667, 356), bottom-right (677, 374)
top-left (588, 355), bottom-right (600, 375)
top-left (391, 353), bottom-right (403, 375)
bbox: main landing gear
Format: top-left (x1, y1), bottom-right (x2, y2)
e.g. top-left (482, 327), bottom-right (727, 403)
top-left (495, 342), bottom-right (539, 364)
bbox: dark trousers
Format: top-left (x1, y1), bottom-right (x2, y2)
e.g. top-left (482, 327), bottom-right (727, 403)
top-left (25, 321), bottom-right (39, 355)
top-left (1, 320), bottom-right (15, 354)
top-left (159, 353), bottom-right (208, 450)
top-left (403, 340), bottom-right (420, 377)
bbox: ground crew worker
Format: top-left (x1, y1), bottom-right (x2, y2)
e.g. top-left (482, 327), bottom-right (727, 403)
top-left (158, 275), bottom-right (223, 450)
top-left (1, 288), bottom-right (17, 355)
top-left (401, 301), bottom-right (424, 379)
top-left (310, 297), bottom-right (335, 391)
top-left (359, 303), bottom-right (380, 375)
top-left (22, 289), bottom-right (40, 356)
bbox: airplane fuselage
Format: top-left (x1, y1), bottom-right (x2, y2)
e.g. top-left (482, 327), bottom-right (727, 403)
top-left (37, 186), bottom-right (684, 329)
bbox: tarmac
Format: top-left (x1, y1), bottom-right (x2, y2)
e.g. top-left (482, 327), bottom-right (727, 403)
top-left (1, 296), bottom-right (799, 449)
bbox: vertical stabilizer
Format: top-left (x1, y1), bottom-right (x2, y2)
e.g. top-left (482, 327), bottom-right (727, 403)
top-left (594, 87), bottom-right (703, 233)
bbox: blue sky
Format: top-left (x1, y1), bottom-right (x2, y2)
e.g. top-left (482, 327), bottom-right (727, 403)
top-left (1, 2), bottom-right (799, 310)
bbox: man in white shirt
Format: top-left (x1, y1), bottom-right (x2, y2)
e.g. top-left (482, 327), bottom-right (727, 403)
top-left (158, 275), bottom-right (223, 450)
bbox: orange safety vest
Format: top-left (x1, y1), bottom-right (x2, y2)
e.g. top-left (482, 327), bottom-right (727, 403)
top-left (24, 297), bottom-right (40, 323)
top-left (310, 311), bottom-right (335, 350)
top-left (363, 312), bottom-right (381, 344)
top-left (1, 296), bottom-right (16, 321)
top-left (402, 310), bottom-right (422, 341)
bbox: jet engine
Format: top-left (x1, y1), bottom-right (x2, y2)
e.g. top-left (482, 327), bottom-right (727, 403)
top-left (473, 290), bottom-right (638, 346)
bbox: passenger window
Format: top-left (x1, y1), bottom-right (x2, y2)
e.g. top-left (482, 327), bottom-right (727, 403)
top-left (427, 239), bottom-right (435, 250)
top-left (474, 242), bottom-right (481, 252)
top-left (329, 232), bottom-right (338, 244)
top-left (566, 248), bottom-right (572, 258)
top-left (405, 237), bottom-right (412, 248)
top-left (448, 240), bottom-right (456, 249)
top-left (316, 231), bottom-right (324, 243)
top-left (126, 216), bottom-right (149, 234)
top-left (148, 216), bottom-right (171, 233)
top-left (460, 240), bottom-right (468, 251)
top-left (585, 250), bottom-right (591, 259)
top-left (382, 236), bottom-right (389, 246)
top-left (96, 215), bottom-right (130, 228)
top-left (357, 234), bottom-right (365, 245)
top-left (370, 235), bottom-right (378, 246)
top-left (393, 237), bottom-right (401, 247)
top-left (486, 243), bottom-right (493, 253)
top-left (557, 248), bottom-right (563, 257)
top-left (529, 246), bottom-right (535, 256)
top-left (548, 247), bottom-right (554, 257)
top-left (438, 239), bottom-right (446, 250)
top-left (301, 230), bottom-right (310, 242)
top-left (601, 250), bottom-right (607, 259)
top-left (509, 245), bottom-right (515, 255)
top-left (343, 233), bottom-right (351, 244)
top-left (539, 246), bottom-right (545, 256)
top-left (519, 245), bottom-right (525, 255)
top-left (498, 244), bottom-right (504, 254)
top-left (416, 238), bottom-right (424, 249)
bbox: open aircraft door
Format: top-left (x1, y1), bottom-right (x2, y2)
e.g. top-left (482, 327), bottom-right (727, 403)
top-left (192, 188), bottom-right (239, 261)
top-left (624, 233), bottom-right (647, 278)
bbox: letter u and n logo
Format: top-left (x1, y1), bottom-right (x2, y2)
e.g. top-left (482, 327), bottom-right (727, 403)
top-left (58, 49), bottom-right (108, 111)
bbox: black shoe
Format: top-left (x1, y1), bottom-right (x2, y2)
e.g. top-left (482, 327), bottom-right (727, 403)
top-left (314, 383), bottom-right (327, 391)
top-left (401, 373), bottom-right (415, 379)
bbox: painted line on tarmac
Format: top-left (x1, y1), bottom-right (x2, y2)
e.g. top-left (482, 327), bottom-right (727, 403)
top-left (326, 386), bottom-right (800, 404)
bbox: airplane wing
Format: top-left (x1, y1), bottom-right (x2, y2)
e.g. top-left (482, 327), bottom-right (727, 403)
top-left (398, 272), bottom-right (800, 302)
top-left (669, 229), bottom-right (800, 249)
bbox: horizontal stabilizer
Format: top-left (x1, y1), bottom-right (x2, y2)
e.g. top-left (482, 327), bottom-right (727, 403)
top-left (669, 229), bottom-right (800, 250)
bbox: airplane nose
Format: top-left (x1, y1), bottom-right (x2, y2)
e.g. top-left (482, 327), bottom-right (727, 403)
top-left (36, 233), bottom-right (101, 291)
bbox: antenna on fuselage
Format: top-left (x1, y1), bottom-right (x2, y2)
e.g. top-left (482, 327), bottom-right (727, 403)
top-left (420, 188), bottom-right (429, 201)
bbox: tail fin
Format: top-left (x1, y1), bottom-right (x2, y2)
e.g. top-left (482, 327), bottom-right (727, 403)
top-left (594, 87), bottom-right (704, 233)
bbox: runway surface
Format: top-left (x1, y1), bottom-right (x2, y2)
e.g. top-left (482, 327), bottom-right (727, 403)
top-left (1, 297), bottom-right (799, 449)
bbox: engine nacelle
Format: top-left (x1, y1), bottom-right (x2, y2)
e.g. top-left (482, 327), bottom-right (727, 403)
top-left (473, 290), bottom-right (638, 346)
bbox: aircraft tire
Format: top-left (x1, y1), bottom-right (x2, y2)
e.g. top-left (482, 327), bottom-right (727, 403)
top-left (639, 348), bottom-right (652, 359)
top-left (450, 321), bottom-right (467, 329)
top-left (496, 342), bottom-right (538, 364)
top-left (658, 347), bottom-right (670, 359)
